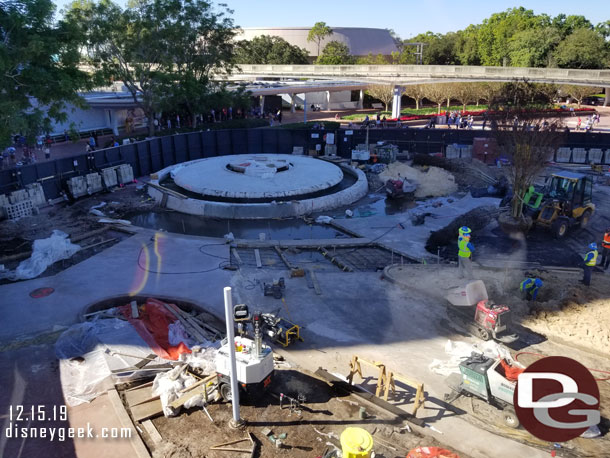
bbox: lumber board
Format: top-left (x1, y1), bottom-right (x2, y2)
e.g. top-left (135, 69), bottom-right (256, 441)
top-left (308, 269), bottom-right (322, 295)
top-left (141, 420), bottom-right (162, 444)
top-left (168, 303), bottom-right (214, 341)
top-left (254, 249), bottom-right (262, 268)
top-left (106, 389), bottom-right (151, 458)
top-left (130, 398), bottom-right (164, 422)
top-left (274, 246), bottom-right (293, 269)
top-left (231, 248), bottom-right (243, 265)
top-left (162, 303), bottom-right (208, 342)
top-left (125, 385), bottom-right (159, 408)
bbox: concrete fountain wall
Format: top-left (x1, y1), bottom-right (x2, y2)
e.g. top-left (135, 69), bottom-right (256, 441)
top-left (148, 155), bottom-right (368, 219)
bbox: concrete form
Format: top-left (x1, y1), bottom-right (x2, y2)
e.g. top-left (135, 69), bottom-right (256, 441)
top-left (149, 158), bottom-right (368, 219)
top-left (171, 154), bottom-right (343, 199)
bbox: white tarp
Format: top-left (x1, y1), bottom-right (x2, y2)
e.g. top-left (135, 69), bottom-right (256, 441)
top-left (428, 339), bottom-right (513, 377)
top-left (0, 230), bottom-right (80, 281)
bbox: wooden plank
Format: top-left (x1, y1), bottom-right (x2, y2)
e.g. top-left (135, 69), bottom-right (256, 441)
top-left (274, 246), bottom-right (293, 269)
top-left (308, 269), bottom-right (322, 295)
top-left (125, 381), bottom-right (154, 392)
top-left (305, 270), bottom-right (314, 289)
top-left (130, 301), bottom-right (139, 319)
top-left (254, 249), bottom-right (262, 268)
top-left (125, 384), bottom-right (160, 408)
top-left (162, 303), bottom-right (209, 343)
top-left (169, 384), bottom-right (211, 409)
top-left (141, 420), bottom-right (162, 444)
top-left (231, 248), bottom-right (243, 265)
top-left (106, 389), bottom-right (152, 458)
top-left (167, 303), bottom-right (214, 341)
top-left (130, 398), bottom-right (164, 422)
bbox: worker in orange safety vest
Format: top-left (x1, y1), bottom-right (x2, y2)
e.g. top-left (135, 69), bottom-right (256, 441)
top-left (600, 227), bottom-right (610, 271)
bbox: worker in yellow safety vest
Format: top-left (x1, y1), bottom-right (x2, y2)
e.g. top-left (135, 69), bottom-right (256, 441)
top-left (581, 242), bottom-right (598, 286)
top-left (457, 226), bottom-right (475, 280)
top-left (600, 228), bottom-right (610, 271)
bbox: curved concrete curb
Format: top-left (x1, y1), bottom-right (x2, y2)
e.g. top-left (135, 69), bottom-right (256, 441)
top-left (148, 162), bottom-right (368, 219)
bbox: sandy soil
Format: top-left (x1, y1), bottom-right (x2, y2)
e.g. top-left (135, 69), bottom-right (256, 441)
top-left (379, 162), bottom-right (458, 198)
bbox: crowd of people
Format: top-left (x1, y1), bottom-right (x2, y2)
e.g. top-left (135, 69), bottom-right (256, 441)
top-left (0, 133), bottom-right (54, 169)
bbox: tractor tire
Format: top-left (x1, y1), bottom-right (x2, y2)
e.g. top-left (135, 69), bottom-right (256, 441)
top-left (552, 219), bottom-right (569, 239)
top-left (580, 209), bottom-right (592, 229)
top-left (220, 383), bottom-right (233, 402)
top-left (502, 407), bottom-right (520, 429)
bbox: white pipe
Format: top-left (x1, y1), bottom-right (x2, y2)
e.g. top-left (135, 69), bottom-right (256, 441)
top-left (223, 286), bottom-right (241, 426)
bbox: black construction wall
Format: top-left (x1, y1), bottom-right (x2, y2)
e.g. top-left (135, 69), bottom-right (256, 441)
top-left (1, 128), bottom-right (609, 200)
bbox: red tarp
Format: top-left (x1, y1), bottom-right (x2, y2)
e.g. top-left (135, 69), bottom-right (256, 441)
top-left (407, 447), bottom-right (460, 458)
top-left (120, 298), bottom-right (191, 360)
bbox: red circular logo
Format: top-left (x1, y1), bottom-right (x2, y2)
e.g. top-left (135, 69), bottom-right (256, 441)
top-left (514, 356), bottom-right (600, 442)
top-left (29, 287), bottom-right (55, 298)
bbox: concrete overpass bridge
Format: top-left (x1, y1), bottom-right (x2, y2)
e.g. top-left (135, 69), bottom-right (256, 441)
top-left (234, 64), bottom-right (610, 118)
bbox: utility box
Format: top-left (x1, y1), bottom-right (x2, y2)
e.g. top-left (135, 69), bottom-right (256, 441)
top-left (375, 143), bottom-right (398, 164)
top-left (116, 164), bottom-right (134, 185)
top-left (25, 183), bottom-right (46, 207)
top-left (86, 172), bottom-right (103, 194)
top-left (67, 176), bottom-right (88, 198)
top-left (102, 167), bottom-right (118, 188)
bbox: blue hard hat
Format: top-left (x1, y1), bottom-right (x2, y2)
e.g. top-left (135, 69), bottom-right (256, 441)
top-left (535, 278), bottom-right (543, 287)
top-left (459, 226), bottom-right (472, 236)
top-left (589, 242), bottom-right (597, 250)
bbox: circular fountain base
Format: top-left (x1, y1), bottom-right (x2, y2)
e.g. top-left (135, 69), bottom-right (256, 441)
top-left (148, 155), bottom-right (368, 219)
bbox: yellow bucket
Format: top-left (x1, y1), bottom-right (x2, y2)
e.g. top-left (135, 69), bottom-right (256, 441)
top-left (340, 427), bottom-right (374, 458)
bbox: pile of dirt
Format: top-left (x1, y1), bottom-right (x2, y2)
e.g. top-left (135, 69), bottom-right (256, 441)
top-left (413, 154), bottom-right (506, 189)
top-left (379, 162), bottom-right (457, 198)
top-left (426, 205), bottom-right (500, 256)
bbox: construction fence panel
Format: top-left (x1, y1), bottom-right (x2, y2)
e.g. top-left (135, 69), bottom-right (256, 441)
top-left (246, 129), bottom-right (263, 154)
top-left (135, 141), bottom-right (151, 176)
top-left (571, 148), bottom-right (587, 163)
top-left (262, 129), bottom-right (279, 154)
top-left (185, 132), bottom-right (202, 160)
top-left (201, 130), bottom-right (217, 157)
top-left (148, 138), bottom-right (163, 172)
top-left (556, 147), bottom-right (572, 163)
top-left (604, 149), bottom-right (610, 165)
top-left (160, 136), bottom-right (175, 168)
top-left (102, 147), bottom-right (121, 167)
top-left (588, 148), bottom-right (603, 164)
top-left (216, 129), bottom-right (233, 156)
top-left (230, 129), bottom-right (248, 156)
top-left (119, 144), bottom-right (137, 172)
top-left (173, 135), bottom-right (188, 164)
top-left (277, 129), bottom-right (295, 154)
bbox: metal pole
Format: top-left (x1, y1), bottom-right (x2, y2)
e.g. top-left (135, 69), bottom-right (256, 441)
top-left (223, 287), bottom-right (244, 428)
top-left (304, 93), bottom-right (307, 123)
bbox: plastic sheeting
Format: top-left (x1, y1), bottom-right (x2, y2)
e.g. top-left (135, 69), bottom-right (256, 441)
top-left (152, 347), bottom-right (219, 417)
top-left (1, 230), bottom-right (80, 281)
top-left (55, 318), bottom-right (169, 406)
top-left (428, 339), bottom-right (513, 377)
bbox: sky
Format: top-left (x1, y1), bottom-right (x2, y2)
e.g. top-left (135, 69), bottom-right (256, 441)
top-left (53, 0), bottom-right (609, 38)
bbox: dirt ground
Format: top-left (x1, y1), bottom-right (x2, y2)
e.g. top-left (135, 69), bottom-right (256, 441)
top-left (140, 369), bottom-right (463, 458)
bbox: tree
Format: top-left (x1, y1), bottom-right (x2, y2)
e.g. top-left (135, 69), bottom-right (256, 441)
top-left (67, 0), bottom-right (237, 137)
top-left (489, 81), bottom-right (565, 221)
top-left (234, 35), bottom-right (309, 64)
top-left (476, 82), bottom-right (504, 104)
top-left (409, 31), bottom-right (459, 65)
top-left (554, 28), bottom-right (608, 69)
top-left (452, 83), bottom-right (478, 111)
top-left (455, 25), bottom-right (481, 65)
top-left (316, 41), bottom-right (354, 65)
top-left (552, 14), bottom-right (593, 38)
top-left (423, 83), bottom-right (453, 114)
top-left (0, 0), bottom-right (90, 147)
top-left (561, 85), bottom-right (602, 106)
top-left (307, 22), bottom-right (333, 57)
top-left (366, 84), bottom-right (394, 111)
top-left (508, 28), bottom-right (561, 67)
top-left (402, 84), bottom-right (426, 110)
top-left (356, 53), bottom-right (389, 64)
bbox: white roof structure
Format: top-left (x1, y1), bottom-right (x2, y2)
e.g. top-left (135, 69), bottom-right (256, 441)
top-left (238, 27), bottom-right (399, 57)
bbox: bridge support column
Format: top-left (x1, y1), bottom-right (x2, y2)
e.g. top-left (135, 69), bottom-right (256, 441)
top-left (290, 93), bottom-right (297, 113)
top-left (259, 95), bottom-right (265, 114)
top-left (391, 86), bottom-right (403, 120)
top-left (358, 89), bottom-right (364, 109)
top-left (107, 109), bottom-right (119, 136)
top-left (605, 88), bottom-right (610, 107)
top-left (325, 91), bottom-right (331, 111)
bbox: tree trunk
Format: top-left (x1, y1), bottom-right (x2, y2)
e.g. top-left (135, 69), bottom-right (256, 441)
top-left (437, 103), bottom-right (442, 114)
top-left (463, 103), bottom-right (466, 112)
top-left (511, 190), bottom-right (524, 219)
top-left (446, 97), bottom-right (450, 107)
top-left (148, 112), bottom-right (155, 137)
top-left (416, 99), bottom-right (420, 110)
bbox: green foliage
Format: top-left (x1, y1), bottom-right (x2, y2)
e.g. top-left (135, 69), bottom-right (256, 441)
top-left (508, 28), bottom-right (561, 67)
top-left (341, 105), bottom-right (489, 120)
top-left (0, 0), bottom-right (90, 147)
top-left (66, 0), bottom-right (237, 137)
top-left (316, 41), bottom-right (354, 65)
top-left (307, 22), bottom-right (333, 56)
top-left (356, 53), bottom-right (389, 64)
top-left (234, 35), bottom-right (309, 64)
top-left (554, 28), bottom-right (609, 69)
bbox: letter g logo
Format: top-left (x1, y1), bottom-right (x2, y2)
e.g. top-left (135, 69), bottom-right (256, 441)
top-left (514, 356), bottom-right (600, 442)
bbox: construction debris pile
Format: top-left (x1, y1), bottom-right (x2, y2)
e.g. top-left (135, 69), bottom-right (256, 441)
top-left (379, 162), bottom-right (457, 198)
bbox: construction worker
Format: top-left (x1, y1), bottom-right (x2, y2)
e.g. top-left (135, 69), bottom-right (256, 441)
top-left (600, 227), bottom-right (610, 271)
top-left (457, 226), bottom-right (475, 280)
top-left (520, 277), bottom-right (543, 301)
top-left (581, 242), bottom-right (598, 286)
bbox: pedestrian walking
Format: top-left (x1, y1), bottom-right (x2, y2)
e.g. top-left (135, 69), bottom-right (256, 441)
top-left (44, 145), bottom-right (51, 160)
top-left (457, 226), bottom-right (475, 280)
top-left (581, 242), bottom-right (598, 286)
